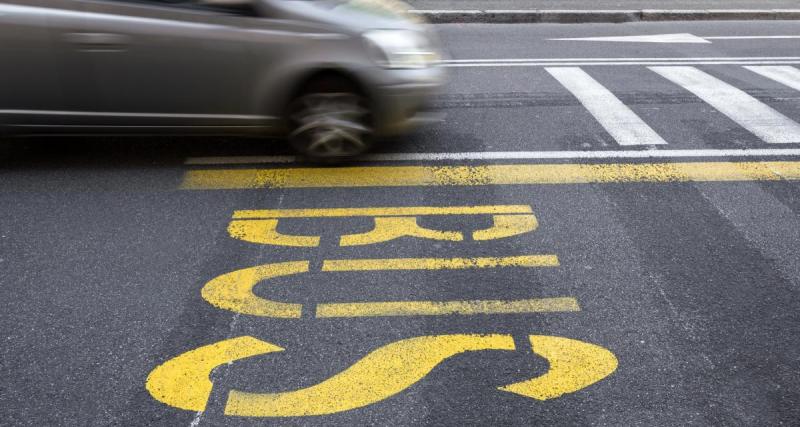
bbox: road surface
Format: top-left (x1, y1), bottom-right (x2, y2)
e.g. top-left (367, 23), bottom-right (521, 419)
top-left (2, 20), bottom-right (800, 426)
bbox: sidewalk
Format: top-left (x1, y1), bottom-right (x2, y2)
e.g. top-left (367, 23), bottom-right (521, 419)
top-left (407, 0), bottom-right (800, 23)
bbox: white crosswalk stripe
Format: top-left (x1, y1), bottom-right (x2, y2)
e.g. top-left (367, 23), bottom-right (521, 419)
top-left (650, 66), bottom-right (800, 144)
top-left (745, 66), bottom-right (800, 92)
top-left (545, 67), bottom-right (667, 146)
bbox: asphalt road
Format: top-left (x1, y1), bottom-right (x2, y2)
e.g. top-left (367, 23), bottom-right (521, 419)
top-left (2, 20), bottom-right (800, 426)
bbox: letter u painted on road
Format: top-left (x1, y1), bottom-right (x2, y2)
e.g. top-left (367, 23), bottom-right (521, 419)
top-left (200, 256), bottom-right (577, 319)
top-left (146, 334), bottom-right (618, 416)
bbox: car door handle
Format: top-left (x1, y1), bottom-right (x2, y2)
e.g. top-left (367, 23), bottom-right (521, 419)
top-left (63, 32), bottom-right (130, 51)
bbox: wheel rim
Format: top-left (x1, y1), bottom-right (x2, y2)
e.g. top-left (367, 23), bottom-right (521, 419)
top-left (290, 93), bottom-right (371, 158)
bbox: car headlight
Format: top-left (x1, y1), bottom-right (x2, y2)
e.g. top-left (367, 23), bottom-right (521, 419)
top-left (363, 30), bottom-right (439, 69)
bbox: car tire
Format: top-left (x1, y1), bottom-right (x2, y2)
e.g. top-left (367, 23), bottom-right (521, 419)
top-left (286, 75), bottom-right (373, 161)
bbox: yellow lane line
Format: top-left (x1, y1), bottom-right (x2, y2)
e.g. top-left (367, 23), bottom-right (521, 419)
top-left (321, 255), bottom-right (560, 271)
top-left (315, 297), bottom-right (580, 318)
top-left (232, 205), bottom-right (532, 218)
top-left (180, 161), bottom-right (800, 190)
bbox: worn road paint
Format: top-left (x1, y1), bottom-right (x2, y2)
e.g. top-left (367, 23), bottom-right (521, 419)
top-left (218, 334), bottom-right (617, 417)
top-left (500, 335), bottom-right (618, 400)
top-left (147, 335), bottom-right (617, 415)
top-left (338, 214), bottom-right (538, 246)
top-left (651, 66), bottom-right (800, 144)
top-left (473, 214), bottom-right (538, 240)
top-left (445, 60), bottom-right (800, 68)
top-left (201, 262), bottom-right (307, 318)
top-left (552, 34), bottom-right (800, 44)
top-left (232, 205), bottom-right (533, 218)
top-left (224, 334), bottom-right (516, 417)
top-left (228, 219), bottom-right (320, 247)
top-left (551, 33), bottom-right (711, 44)
top-left (315, 297), bottom-right (580, 318)
top-left (321, 255), bottom-right (560, 271)
top-left (745, 65), bottom-right (800, 92)
top-left (439, 56), bottom-right (800, 64)
top-left (186, 148), bottom-right (800, 165)
top-left (201, 257), bottom-right (561, 318)
top-left (339, 216), bottom-right (464, 246)
top-left (180, 161), bottom-right (800, 190)
top-left (228, 206), bottom-right (537, 247)
top-left (546, 67), bottom-right (667, 146)
top-left (145, 336), bottom-right (283, 411)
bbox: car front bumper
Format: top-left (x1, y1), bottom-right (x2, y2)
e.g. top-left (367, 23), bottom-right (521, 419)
top-left (371, 66), bottom-right (445, 136)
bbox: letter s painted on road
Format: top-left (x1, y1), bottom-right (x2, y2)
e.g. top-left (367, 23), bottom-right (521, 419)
top-left (146, 334), bottom-right (617, 417)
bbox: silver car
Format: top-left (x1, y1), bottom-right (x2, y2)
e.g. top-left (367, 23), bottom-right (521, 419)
top-left (0, 0), bottom-right (444, 158)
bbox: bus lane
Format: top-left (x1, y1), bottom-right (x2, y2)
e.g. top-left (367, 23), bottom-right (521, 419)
top-left (139, 169), bottom-right (800, 425)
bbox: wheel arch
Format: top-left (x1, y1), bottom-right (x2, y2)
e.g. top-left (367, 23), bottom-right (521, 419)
top-left (281, 67), bottom-right (373, 119)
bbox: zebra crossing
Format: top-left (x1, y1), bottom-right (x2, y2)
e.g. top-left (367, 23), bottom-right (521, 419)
top-left (545, 67), bottom-right (667, 146)
top-left (447, 63), bottom-right (800, 147)
top-left (651, 66), bottom-right (800, 144)
top-left (745, 66), bottom-right (800, 92)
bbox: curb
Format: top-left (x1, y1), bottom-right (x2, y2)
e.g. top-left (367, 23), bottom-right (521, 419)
top-left (411, 9), bottom-right (800, 24)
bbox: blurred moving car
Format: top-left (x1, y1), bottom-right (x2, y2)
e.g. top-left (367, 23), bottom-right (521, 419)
top-left (0, 0), bottom-right (444, 159)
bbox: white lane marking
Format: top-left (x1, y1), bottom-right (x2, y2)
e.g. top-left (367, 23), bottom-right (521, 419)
top-left (650, 66), bottom-right (800, 144)
top-left (545, 67), bottom-right (666, 146)
top-left (549, 34), bottom-right (800, 44)
top-left (185, 148), bottom-right (800, 165)
top-left (442, 57), bottom-right (800, 63)
top-left (745, 66), bottom-right (800, 92)
top-left (705, 36), bottom-right (800, 40)
top-left (409, 9), bottom-right (482, 13)
top-left (444, 60), bottom-right (800, 68)
top-left (551, 34), bottom-right (711, 44)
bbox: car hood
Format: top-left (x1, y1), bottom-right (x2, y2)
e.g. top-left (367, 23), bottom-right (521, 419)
top-left (264, 0), bottom-right (424, 32)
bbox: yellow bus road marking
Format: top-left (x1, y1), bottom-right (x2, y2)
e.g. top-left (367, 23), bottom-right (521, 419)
top-left (338, 216), bottom-right (465, 246)
top-left (225, 334), bottom-right (516, 417)
top-left (181, 161), bottom-right (800, 190)
top-left (228, 219), bottom-right (321, 247)
top-left (229, 206), bottom-right (538, 247)
top-left (146, 334), bottom-right (617, 417)
top-left (201, 257), bottom-right (563, 318)
top-left (500, 335), bottom-right (619, 401)
top-left (224, 334), bottom-right (616, 417)
top-left (473, 214), bottom-right (538, 241)
top-left (321, 255), bottom-right (559, 271)
top-left (202, 261), bottom-right (308, 319)
top-left (315, 297), bottom-right (580, 318)
top-left (146, 336), bottom-right (284, 412)
top-left (233, 205), bottom-right (533, 218)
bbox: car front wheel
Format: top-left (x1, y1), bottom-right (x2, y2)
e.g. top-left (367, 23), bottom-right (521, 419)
top-left (287, 78), bottom-right (372, 160)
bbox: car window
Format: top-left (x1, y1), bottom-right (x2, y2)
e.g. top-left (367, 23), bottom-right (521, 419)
top-left (97, 0), bottom-right (259, 16)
